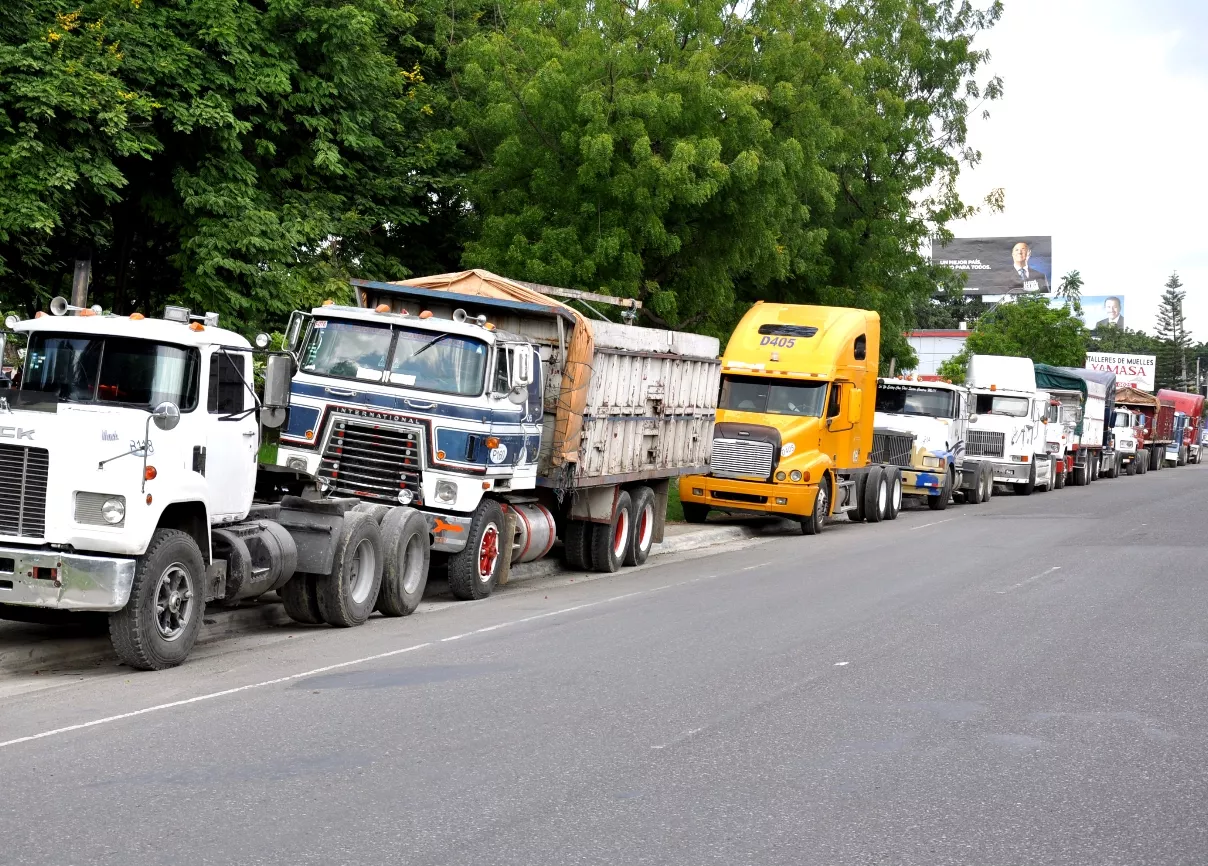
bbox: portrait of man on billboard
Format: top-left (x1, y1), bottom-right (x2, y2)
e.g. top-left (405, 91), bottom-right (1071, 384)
top-left (1009, 241), bottom-right (1049, 292)
top-left (1096, 296), bottom-right (1124, 329)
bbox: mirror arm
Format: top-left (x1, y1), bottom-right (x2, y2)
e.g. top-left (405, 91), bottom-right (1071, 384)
top-left (141, 413), bottom-right (153, 493)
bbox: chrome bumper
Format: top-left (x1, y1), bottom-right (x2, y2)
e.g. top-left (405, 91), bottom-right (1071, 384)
top-left (0, 548), bottom-right (136, 612)
top-left (987, 460), bottom-right (1030, 482)
top-left (423, 513), bottom-right (473, 554)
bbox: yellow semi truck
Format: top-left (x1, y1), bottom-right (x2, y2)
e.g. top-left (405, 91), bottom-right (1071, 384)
top-left (680, 302), bottom-right (904, 534)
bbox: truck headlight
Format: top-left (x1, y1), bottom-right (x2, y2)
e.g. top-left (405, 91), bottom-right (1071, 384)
top-left (287, 457), bottom-right (308, 472)
top-left (789, 470), bottom-right (802, 482)
top-left (921, 456), bottom-right (943, 469)
top-left (435, 480), bottom-right (457, 503)
top-left (101, 497), bottom-right (126, 525)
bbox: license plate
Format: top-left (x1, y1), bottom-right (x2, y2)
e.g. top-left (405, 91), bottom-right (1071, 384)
top-left (997, 465), bottom-right (1020, 477)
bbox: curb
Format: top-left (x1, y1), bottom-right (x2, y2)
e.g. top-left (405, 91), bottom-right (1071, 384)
top-left (0, 523), bottom-right (763, 674)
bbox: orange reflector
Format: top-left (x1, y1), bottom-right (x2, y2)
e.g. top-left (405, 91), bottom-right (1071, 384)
top-left (375, 304), bottom-right (391, 313)
top-left (305, 430), bottom-right (314, 440)
top-left (79, 309), bottom-right (96, 317)
top-left (146, 494), bottom-right (153, 505)
top-left (485, 437), bottom-right (500, 449)
top-left (144, 466), bottom-right (157, 481)
top-left (803, 471), bottom-right (811, 483)
top-left (130, 312), bottom-right (145, 321)
top-left (989, 384), bottom-right (997, 391)
top-left (1021, 456), bottom-right (1029, 463)
top-left (35, 311), bottom-right (46, 318)
top-left (322, 299), bottom-right (334, 306)
top-left (484, 322), bottom-right (496, 331)
top-left (433, 518), bottom-right (463, 533)
top-left (189, 322), bottom-right (204, 332)
top-left (419, 310), bottom-right (433, 319)
top-left (482, 482), bottom-right (491, 490)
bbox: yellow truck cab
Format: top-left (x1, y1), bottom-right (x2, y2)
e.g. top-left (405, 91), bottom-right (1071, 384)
top-left (680, 302), bottom-right (904, 534)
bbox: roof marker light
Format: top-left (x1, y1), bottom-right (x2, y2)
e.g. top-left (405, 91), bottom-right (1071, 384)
top-left (375, 304), bottom-right (391, 313)
top-left (419, 311), bottom-right (433, 319)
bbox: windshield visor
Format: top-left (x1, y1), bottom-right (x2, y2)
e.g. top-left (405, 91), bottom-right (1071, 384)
top-left (720, 375), bottom-right (827, 418)
top-left (300, 319), bottom-right (488, 397)
top-left (21, 333), bottom-right (200, 410)
top-left (875, 385), bottom-right (955, 418)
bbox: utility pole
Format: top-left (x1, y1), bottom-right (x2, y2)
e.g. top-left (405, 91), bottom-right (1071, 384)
top-left (70, 255), bottom-right (91, 309)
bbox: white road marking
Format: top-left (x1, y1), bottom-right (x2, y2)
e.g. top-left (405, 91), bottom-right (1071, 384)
top-left (834, 661), bottom-right (849, 666)
top-left (996, 566), bottom-right (1061, 594)
top-left (0, 578), bottom-right (714, 751)
top-left (912, 518), bottom-right (959, 531)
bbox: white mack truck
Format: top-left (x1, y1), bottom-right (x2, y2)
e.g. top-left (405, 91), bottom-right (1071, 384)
top-left (963, 355), bottom-right (1055, 494)
top-left (274, 270), bottom-right (720, 602)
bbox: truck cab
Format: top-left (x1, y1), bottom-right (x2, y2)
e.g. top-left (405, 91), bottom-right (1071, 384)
top-left (1110, 407), bottom-right (1143, 473)
top-left (964, 355), bottom-right (1053, 494)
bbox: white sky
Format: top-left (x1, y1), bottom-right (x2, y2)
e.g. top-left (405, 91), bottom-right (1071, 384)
top-left (952, 0), bottom-right (1208, 334)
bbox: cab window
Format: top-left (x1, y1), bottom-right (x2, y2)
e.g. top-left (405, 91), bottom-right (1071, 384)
top-left (209, 352), bottom-right (248, 414)
top-left (826, 383), bottom-right (842, 418)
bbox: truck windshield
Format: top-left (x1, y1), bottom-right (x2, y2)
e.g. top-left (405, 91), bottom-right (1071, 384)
top-left (719, 375), bottom-right (826, 417)
top-left (300, 319), bottom-right (488, 397)
top-left (875, 386), bottom-right (955, 418)
top-left (21, 333), bottom-right (200, 410)
top-left (1112, 410), bottom-right (1133, 428)
top-left (974, 393), bottom-right (1029, 417)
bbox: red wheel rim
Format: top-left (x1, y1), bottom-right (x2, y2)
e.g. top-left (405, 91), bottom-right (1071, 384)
top-left (612, 508), bottom-right (630, 558)
top-left (478, 524), bottom-right (499, 579)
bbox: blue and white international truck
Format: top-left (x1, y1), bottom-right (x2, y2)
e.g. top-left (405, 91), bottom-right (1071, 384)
top-left (274, 270), bottom-right (720, 603)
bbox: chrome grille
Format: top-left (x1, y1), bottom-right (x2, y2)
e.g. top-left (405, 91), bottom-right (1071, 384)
top-left (0, 444), bottom-right (49, 538)
top-left (870, 431), bottom-right (914, 467)
top-left (967, 430), bottom-right (1005, 458)
top-left (319, 419), bottom-right (424, 505)
top-left (709, 438), bottom-right (774, 480)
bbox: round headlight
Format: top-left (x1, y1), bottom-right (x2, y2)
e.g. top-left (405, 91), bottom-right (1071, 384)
top-left (101, 497), bottom-right (126, 525)
top-left (254, 332), bottom-right (271, 349)
top-left (775, 471), bottom-right (786, 481)
top-left (789, 470), bottom-right (802, 482)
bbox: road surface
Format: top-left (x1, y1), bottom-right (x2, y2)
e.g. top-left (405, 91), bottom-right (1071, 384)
top-left (1, 468), bottom-right (1206, 865)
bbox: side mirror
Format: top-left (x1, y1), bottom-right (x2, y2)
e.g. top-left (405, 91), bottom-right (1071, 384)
top-left (846, 388), bottom-right (863, 424)
top-left (263, 353), bottom-right (292, 410)
top-left (0, 332), bottom-right (6, 376)
top-left (968, 414), bottom-right (979, 424)
top-left (283, 311), bottom-right (311, 354)
top-left (510, 345), bottom-right (534, 387)
top-left (151, 401), bottom-right (181, 432)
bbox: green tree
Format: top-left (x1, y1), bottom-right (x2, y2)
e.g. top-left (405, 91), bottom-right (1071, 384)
top-left (0, 0), bottom-right (462, 329)
top-left (454, 0), bottom-right (1002, 370)
top-left (936, 295), bottom-right (1087, 383)
top-left (1056, 269), bottom-right (1083, 316)
top-left (1154, 271), bottom-right (1191, 390)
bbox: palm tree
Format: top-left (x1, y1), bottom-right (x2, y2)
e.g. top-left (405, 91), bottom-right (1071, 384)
top-left (1056, 270), bottom-right (1083, 316)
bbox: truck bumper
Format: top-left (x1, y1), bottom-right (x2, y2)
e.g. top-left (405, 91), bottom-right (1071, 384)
top-left (680, 475), bottom-right (818, 518)
top-left (422, 512), bottom-right (473, 554)
top-left (0, 548), bottom-right (136, 612)
top-left (900, 469), bottom-right (945, 496)
top-left (986, 461), bottom-right (1031, 484)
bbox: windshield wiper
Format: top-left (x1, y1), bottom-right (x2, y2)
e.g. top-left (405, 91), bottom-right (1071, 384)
top-left (411, 333), bottom-right (455, 359)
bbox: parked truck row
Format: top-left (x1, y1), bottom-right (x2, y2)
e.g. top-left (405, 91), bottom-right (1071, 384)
top-left (0, 290), bottom-right (1200, 670)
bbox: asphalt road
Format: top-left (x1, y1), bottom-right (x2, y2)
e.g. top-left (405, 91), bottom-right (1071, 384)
top-left (2, 467), bottom-right (1207, 866)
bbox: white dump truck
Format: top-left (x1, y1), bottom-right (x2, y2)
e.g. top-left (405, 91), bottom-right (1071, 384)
top-left (963, 355), bottom-right (1055, 494)
top-left (0, 299), bottom-right (400, 670)
top-left (274, 270), bottom-right (720, 602)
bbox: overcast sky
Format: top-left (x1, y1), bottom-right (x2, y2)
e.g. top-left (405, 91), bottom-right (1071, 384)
top-left (951, 0), bottom-right (1208, 334)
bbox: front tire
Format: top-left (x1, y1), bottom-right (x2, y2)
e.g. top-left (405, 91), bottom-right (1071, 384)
top-left (109, 529), bottom-right (205, 671)
top-left (448, 499), bottom-right (506, 600)
top-left (1018, 459), bottom-right (1037, 495)
top-left (981, 463), bottom-right (995, 501)
top-left (681, 502), bottom-right (710, 524)
top-left (801, 476), bottom-right (829, 536)
top-left (928, 468), bottom-right (952, 510)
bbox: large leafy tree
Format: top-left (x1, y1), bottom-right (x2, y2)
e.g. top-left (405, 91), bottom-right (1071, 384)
top-left (0, 0), bottom-right (461, 329)
top-left (453, 0), bottom-right (1002, 369)
top-left (937, 295), bottom-right (1087, 383)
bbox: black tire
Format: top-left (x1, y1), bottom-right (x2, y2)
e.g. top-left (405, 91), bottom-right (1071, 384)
top-left (1152, 447), bottom-right (1163, 471)
top-left (1018, 459), bottom-right (1037, 495)
top-left (884, 467), bottom-right (903, 520)
top-left (108, 529), bottom-right (206, 671)
top-left (863, 466), bottom-right (886, 522)
top-left (1178, 446), bottom-right (1188, 467)
top-left (590, 490), bottom-right (633, 573)
top-left (850, 475), bottom-right (867, 522)
top-left (1126, 458), bottom-right (1136, 476)
top-left (1090, 455), bottom-right (1100, 481)
top-left (563, 519), bottom-right (592, 570)
top-left (981, 463), bottom-right (995, 501)
top-left (375, 507), bottom-right (431, 617)
top-left (625, 486), bottom-right (656, 567)
top-left (966, 466), bottom-right (984, 504)
top-left (682, 502), bottom-right (710, 524)
top-left (801, 475), bottom-right (829, 536)
top-left (1054, 461), bottom-right (1066, 489)
top-left (1073, 463), bottom-right (1087, 486)
top-left (928, 468), bottom-right (952, 510)
top-left (1041, 456), bottom-right (1057, 491)
top-left (316, 512), bottom-right (384, 627)
top-left (281, 573), bottom-right (324, 624)
top-left (1138, 453), bottom-right (1148, 474)
top-left (448, 499), bottom-right (507, 600)
top-left (351, 502), bottom-right (392, 523)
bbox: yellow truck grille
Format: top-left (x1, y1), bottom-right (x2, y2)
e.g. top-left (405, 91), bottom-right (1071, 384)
top-left (710, 438), bottom-right (774, 480)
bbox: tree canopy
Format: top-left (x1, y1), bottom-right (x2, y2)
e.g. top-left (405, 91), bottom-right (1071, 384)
top-left (937, 295), bottom-right (1087, 383)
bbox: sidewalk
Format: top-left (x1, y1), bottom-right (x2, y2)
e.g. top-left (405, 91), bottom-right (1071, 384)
top-left (0, 518), bottom-right (796, 675)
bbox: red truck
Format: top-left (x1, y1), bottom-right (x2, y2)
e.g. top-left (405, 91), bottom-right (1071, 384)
top-left (1157, 389), bottom-right (1206, 465)
top-left (1115, 387), bottom-right (1175, 472)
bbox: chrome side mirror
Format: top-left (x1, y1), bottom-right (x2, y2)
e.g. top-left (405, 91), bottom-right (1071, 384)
top-left (151, 401), bottom-right (181, 431)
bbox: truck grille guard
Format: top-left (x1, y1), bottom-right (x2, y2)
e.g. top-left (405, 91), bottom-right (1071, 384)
top-left (318, 416), bottom-right (424, 506)
top-left (870, 431), bottom-right (915, 468)
top-left (0, 444), bottom-right (49, 538)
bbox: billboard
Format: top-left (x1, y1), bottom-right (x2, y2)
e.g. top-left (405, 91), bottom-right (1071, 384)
top-left (932, 235), bottom-right (1053, 295)
top-left (1047, 295), bottom-right (1126, 330)
top-left (1086, 351), bottom-right (1156, 392)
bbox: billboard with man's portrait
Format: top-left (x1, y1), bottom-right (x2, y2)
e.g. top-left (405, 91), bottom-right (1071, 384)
top-left (1047, 295), bottom-right (1127, 330)
top-left (931, 236), bottom-right (1053, 295)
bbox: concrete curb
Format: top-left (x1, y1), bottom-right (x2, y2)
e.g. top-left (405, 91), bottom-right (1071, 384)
top-left (0, 523), bottom-right (764, 674)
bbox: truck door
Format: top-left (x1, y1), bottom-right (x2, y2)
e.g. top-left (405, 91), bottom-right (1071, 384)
top-left (205, 349), bottom-right (257, 522)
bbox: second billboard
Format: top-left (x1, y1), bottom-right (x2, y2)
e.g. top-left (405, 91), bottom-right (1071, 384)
top-left (932, 235), bottom-right (1053, 295)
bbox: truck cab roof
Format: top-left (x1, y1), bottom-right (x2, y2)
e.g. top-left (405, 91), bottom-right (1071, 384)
top-left (14, 312), bottom-right (251, 350)
top-left (311, 304), bottom-right (504, 344)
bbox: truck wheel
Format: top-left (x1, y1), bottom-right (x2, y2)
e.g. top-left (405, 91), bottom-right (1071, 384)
top-left (352, 502), bottom-right (392, 524)
top-left (625, 486), bottom-right (656, 567)
top-left (884, 468), bottom-right (902, 520)
top-left (563, 520), bottom-right (592, 570)
top-left (448, 499), bottom-right (506, 600)
top-left (1151, 447), bottom-right (1162, 471)
top-left (590, 491), bottom-right (633, 573)
top-left (801, 476), bottom-right (829, 536)
top-left (981, 463), bottom-right (995, 501)
top-left (1073, 464), bottom-right (1087, 486)
top-left (316, 512), bottom-right (384, 627)
top-left (1018, 460), bottom-right (1037, 495)
top-left (1178, 446), bottom-right (1188, 466)
top-left (1041, 456), bottom-right (1057, 491)
top-left (281, 573), bottom-right (324, 624)
top-left (863, 466), bottom-right (886, 522)
top-left (375, 507), bottom-right (431, 617)
top-left (966, 467), bottom-right (984, 504)
top-left (1126, 458), bottom-right (1136, 476)
top-left (1137, 453), bottom-right (1148, 474)
top-left (108, 529), bottom-right (205, 671)
top-left (1054, 462), bottom-right (1066, 489)
top-left (682, 502), bottom-right (710, 524)
top-left (927, 468), bottom-right (951, 510)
